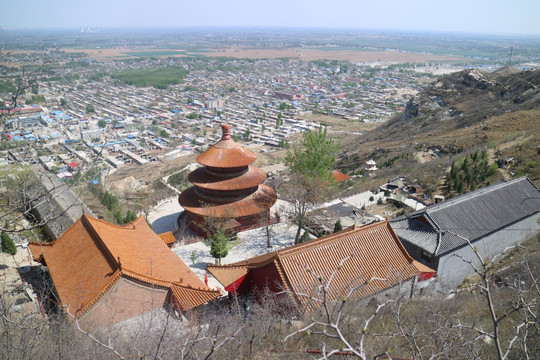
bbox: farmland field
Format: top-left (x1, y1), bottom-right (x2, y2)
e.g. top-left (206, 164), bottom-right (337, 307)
top-left (63, 46), bottom-right (460, 63)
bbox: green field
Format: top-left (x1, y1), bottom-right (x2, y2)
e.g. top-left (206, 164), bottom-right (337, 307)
top-left (112, 67), bottom-right (188, 88)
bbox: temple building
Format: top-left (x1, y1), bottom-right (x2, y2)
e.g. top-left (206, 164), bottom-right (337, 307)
top-left (207, 221), bottom-right (435, 311)
top-left (178, 124), bottom-right (277, 236)
top-left (29, 214), bottom-right (220, 328)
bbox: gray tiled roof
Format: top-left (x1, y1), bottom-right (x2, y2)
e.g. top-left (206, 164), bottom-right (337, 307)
top-left (391, 218), bottom-right (439, 254)
top-left (392, 177), bottom-right (540, 256)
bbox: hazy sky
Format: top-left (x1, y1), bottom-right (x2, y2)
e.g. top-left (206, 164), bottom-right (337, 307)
top-left (3, 0), bottom-right (540, 36)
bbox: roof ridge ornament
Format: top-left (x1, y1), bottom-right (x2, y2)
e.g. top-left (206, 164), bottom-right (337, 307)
top-left (221, 123), bottom-right (231, 140)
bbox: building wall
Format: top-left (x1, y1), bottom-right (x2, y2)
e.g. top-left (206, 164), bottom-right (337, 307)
top-left (78, 277), bottom-right (168, 329)
top-left (250, 262), bottom-right (283, 294)
top-left (436, 214), bottom-right (540, 291)
top-left (186, 210), bottom-right (271, 236)
top-left (401, 241), bottom-right (439, 270)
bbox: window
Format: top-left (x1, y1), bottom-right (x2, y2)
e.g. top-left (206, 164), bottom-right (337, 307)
top-left (421, 250), bottom-right (433, 262)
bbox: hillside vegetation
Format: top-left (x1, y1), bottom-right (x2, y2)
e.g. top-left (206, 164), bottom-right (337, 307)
top-left (338, 67), bottom-right (540, 193)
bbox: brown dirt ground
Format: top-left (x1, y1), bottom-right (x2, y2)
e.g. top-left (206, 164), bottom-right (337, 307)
top-left (61, 48), bottom-right (156, 61)
top-left (62, 46), bottom-right (460, 63)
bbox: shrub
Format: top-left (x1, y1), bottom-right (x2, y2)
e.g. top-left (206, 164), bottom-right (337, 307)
top-left (1, 232), bottom-right (17, 255)
top-left (210, 226), bottom-right (229, 264)
top-left (333, 219), bottom-right (343, 233)
top-left (300, 230), bottom-right (311, 243)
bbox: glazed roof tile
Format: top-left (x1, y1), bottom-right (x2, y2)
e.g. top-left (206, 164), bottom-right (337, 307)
top-left (392, 177), bottom-right (540, 256)
top-left (196, 124), bottom-right (257, 168)
top-left (208, 221), bottom-right (431, 307)
top-left (29, 214), bottom-right (217, 318)
top-left (170, 283), bottom-right (221, 311)
top-left (178, 184), bottom-right (277, 218)
top-left (29, 217), bottom-right (118, 317)
top-left (86, 216), bottom-right (201, 285)
top-left (158, 231), bottom-right (176, 246)
top-left (189, 165), bottom-right (267, 191)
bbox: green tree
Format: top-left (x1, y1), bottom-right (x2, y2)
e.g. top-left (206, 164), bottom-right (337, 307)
top-left (457, 180), bottom-right (464, 194)
top-left (278, 139), bottom-right (289, 149)
top-left (86, 104), bottom-right (96, 113)
top-left (284, 127), bottom-right (340, 244)
top-left (209, 226), bottom-right (229, 265)
top-left (123, 210), bottom-right (138, 224)
top-left (286, 127), bottom-right (339, 181)
top-left (97, 119), bottom-right (107, 128)
top-left (333, 219), bottom-right (343, 233)
top-left (300, 230), bottom-right (311, 243)
top-left (60, 98), bottom-right (67, 106)
top-left (461, 156), bottom-right (469, 171)
top-left (1, 232), bottom-right (17, 255)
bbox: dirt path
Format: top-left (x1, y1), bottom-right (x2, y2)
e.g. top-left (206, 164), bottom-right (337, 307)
top-left (486, 135), bottom-right (533, 181)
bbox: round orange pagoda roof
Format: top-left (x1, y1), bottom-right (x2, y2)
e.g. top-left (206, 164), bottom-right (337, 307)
top-left (189, 165), bottom-right (267, 191)
top-left (196, 124), bottom-right (257, 168)
top-left (178, 184), bottom-right (277, 218)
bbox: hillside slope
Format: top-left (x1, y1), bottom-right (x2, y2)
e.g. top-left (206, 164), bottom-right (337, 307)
top-left (339, 68), bottom-right (540, 186)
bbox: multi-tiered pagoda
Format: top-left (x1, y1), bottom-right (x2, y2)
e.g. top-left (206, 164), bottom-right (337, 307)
top-left (178, 124), bottom-right (277, 236)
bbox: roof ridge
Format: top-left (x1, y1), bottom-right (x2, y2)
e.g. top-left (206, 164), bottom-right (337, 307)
top-left (121, 269), bottom-right (174, 288)
top-left (421, 213), bottom-right (444, 256)
top-left (170, 282), bottom-right (221, 294)
top-left (34, 215), bottom-right (87, 247)
top-left (208, 222), bottom-right (384, 270)
top-left (277, 221), bottom-right (382, 257)
top-left (84, 213), bottom-right (145, 230)
top-left (427, 176), bottom-right (530, 212)
top-left (385, 221), bottom-right (415, 264)
top-left (272, 257), bottom-right (300, 308)
top-left (80, 214), bottom-right (121, 270)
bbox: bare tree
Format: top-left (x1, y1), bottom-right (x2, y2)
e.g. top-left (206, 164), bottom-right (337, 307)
top-left (448, 232), bottom-right (540, 360)
top-left (279, 173), bottom-right (331, 244)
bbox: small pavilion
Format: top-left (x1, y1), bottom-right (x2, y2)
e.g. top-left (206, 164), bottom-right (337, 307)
top-left (365, 159), bottom-right (378, 172)
top-left (178, 124), bottom-right (277, 236)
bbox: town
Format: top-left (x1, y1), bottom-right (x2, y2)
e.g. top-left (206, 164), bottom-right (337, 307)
top-left (1, 27), bottom-right (540, 359)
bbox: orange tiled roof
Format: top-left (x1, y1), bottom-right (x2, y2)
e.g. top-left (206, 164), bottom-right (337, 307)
top-left (208, 221), bottom-right (432, 307)
top-left (196, 124), bottom-right (257, 168)
top-left (189, 165), bottom-right (267, 191)
top-left (331, 169), bottom-right (351, 183)
top-left (205, 266), bottom-right (249, 288)
top-left (30, 214), bottom-right (218, 318)
top-left (170, 282), bottom-right (221, 311)
top-left (178, 184), bottom-right (277, 218)
top-left (158, 231), bottom-right (176, 246)
top-left (412, 260), bottom-right (436, 274)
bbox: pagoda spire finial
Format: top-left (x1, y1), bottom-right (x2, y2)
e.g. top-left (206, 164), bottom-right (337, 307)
top-left (221, 124), bottom-right (231, 140)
